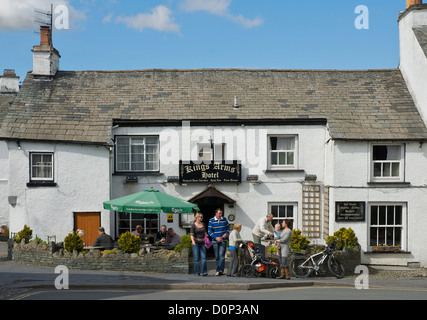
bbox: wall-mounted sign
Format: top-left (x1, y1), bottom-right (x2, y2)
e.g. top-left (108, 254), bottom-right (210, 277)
top-left (179, 161), bottom-right (241, 184)
top-left (335, 202), bottom-right (365, 222)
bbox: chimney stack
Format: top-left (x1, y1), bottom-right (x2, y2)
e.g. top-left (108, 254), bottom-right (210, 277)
top-left (406, 0), bottom-right (423, 9)
top-left (32, 26), bottom-right (60, 77)
top-left (0, 69), bottom-right (20, 93)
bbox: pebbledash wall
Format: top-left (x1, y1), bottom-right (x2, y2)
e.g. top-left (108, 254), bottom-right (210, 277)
top-left (10, 240), bottom-right (189, 273)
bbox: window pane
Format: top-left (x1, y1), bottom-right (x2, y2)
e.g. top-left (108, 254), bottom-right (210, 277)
top-left (378, 227), bottom-right (386, 245)
top-left (287, 205), bottom-right (293, 218)
top-left (271, 205), bottom-right (278, 217)
top-left (278, 205), bottom-right (285, 217)
top-left (382, 163), bottom-right (391, 177)
top-left (379, 206), bottom-right (386, 225)
top-left (271, 152), bottom-right (277, 165)
top-left (373, 163), bottom-right (381, 177)
top-left (386, 146), bottom-right (401, 160)
top-left (386, 227), bottom-right (394, 246)
top-left (278, 152), bottom-right (286, 165)
top-left (370, 227), bottom-right (378, 246)
top-left (387, 206), bottom-right (394, 225)
top-left (270, 137), bottom-right (277, 150)
top-left (394, 228), bottom-right (402, 247)
top-left (391, 163), bottom-right (400, 177)
top-left (373, 146), bottom-right (388, 160)
top-left (287, 152), bottom-right (294, 165)
top-left (371, 206), bottom-right (378, 225)
top-left (395, 206), bottom-right (402, 225)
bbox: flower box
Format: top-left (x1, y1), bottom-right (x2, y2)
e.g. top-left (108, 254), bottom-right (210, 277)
top-left (371, 245), bottom-right (401, 253)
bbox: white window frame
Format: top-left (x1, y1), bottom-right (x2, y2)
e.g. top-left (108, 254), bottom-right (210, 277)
top-left (368, 203), bottom-right (406, 250)
top-left (267, 135), bottom-right (298, 170)
top-left (370, 144), bottom-right (405, 182)
top-left (269, 202), bottom-right (297, 228)
top-left (30, 152), bottom-right (54, 182)
top-left (197, 142), bottom-right (226, 162)
top-left (115, 136), bottom-right (159, 172)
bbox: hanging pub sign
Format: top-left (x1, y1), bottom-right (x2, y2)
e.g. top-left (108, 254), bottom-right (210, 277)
top-left (179, 160), bottom-right (241, 184)
top-left (335, 202), bottom-right (366, 222)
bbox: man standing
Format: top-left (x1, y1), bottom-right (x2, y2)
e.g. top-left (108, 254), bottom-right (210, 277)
top-left (252, 213), bottom-right (274, 244)
top-left (208, 208), bottom-right (229, 276)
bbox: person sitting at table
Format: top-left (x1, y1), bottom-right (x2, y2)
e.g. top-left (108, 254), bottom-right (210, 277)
top-left (156, 224), bottom-right (167, 242)
top-left (93, 227), bottom-right (114, 250)
top-left (131, 225), bottom-right (143, 238)
top-left (164, 228), bottom-right (182, 248)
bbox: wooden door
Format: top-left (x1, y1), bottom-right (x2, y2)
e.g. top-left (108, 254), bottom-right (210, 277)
top-left (74, 212), bottom-right (101, 246)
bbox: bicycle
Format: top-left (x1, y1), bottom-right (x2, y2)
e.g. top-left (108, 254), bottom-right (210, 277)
top-left (290, 244), bottom-right (345, 279)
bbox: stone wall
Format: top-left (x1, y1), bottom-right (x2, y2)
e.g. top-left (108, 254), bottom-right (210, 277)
top-left (11, 240), bottom-right (189, 274)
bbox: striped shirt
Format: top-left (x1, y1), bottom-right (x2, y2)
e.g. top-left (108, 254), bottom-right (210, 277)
top-left (208, 216), bottom-right (229, 243)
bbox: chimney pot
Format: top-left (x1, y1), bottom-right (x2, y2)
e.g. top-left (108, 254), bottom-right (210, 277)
top-left (406, 0), bottom-right (423, 9)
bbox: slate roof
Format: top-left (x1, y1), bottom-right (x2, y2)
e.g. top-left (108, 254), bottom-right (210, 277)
top-left (0, 94), bottom-right (16, 125)
top-left (1, 68), bottom-right (427, 145)
top-left (413, 27), bottom-right (427, 58)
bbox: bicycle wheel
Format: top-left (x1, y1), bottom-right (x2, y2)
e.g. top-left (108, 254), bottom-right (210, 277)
top-left (268, 265), bottom-right (280, 278)
top-left (240, 264), bottom-right (256, 278)
top-left (327, 255), bottom-right (345, 279)
top-left (290, 256), bottom-right (312, 278)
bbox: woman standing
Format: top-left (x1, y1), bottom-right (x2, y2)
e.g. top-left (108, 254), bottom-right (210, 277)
top-left (227, 223), bottom-right (243, 277)
top-left (275, 219), bottom-right (292, 280)
top-left (190, 212), bottom-right (208, 276)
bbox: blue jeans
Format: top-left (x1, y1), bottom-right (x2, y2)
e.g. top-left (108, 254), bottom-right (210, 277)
top-left (192, 243), bottom-right (207, 275)
top-left (212, 241), bottom-right (227, 272)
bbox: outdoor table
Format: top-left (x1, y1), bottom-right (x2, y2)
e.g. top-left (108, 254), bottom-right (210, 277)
top-left (141, 244), bottom-right (174, 252)
top-left (83, 246), bottom-right (105, 251)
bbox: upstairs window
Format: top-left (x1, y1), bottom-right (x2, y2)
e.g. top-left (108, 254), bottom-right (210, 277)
top-left (30, 152), bottom-right (54, 182)
top-left (116, 136), bottom-right (159, 172)
top-left (268, 136), bottom-right (296, 169)
top-left (372, 145), bottom-right (404, 181)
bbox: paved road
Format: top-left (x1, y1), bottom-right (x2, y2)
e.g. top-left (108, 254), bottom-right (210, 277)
top-left (2, 261), bottom-right (427, 302)
top-left (9, 285), bottom-right (427, 300)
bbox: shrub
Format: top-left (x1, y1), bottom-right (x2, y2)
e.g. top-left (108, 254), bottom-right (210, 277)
top-left (118, 231), bottom-right (141, 253)
top-left (326, 227), bottom-right (359, 250)
top-left (174, 234), bottom-right (193, 256)
top-left (15, 225), bottom-right (33, 244)
top-left (64, 232), bottom-right (84, 253)
top-left (289, 229), bottom-right (310, 252)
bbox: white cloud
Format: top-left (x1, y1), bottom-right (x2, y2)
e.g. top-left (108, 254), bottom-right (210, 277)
top-left (115, 5), bottom-right (181, 33)
top-left (180, 0), bottom-right (263, 28)
top-left (0, 0), bottom-right (86, 31)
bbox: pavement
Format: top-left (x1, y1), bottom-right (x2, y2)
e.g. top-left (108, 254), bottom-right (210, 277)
top-left (1, 242), bottom-right (427, 300)
top-left (1, 258), bottom-right (427, 299)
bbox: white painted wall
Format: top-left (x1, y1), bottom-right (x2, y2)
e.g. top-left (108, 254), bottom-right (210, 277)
top-left (111, 124), bottom-right (327, 242)
top-left (32, 50), bottom-right (60, 76)
top-left (7, 141), bottom-right (111, 242)
top-left (399, 8), bottom-right (427, 126)
top-left (0, 141), bottom-right (9, 226)
top-left (330, 140), bottom-right (427, 267)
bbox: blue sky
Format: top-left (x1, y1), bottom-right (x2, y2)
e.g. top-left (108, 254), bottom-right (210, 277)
top-left (0, 0), bottom-right (407, 82)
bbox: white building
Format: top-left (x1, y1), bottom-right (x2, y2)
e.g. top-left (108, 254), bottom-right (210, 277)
top-left (1, 1), bottom-right (427, 267)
